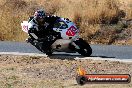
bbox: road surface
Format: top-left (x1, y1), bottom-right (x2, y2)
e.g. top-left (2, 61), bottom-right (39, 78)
top-left (0, 41), bottom-right (131, 61)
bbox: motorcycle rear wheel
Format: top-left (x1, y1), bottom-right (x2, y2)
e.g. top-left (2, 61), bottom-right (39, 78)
top-left (28, 39), bottom-right (53, 56)
top-left (45, 50), bottom-right (53, 56)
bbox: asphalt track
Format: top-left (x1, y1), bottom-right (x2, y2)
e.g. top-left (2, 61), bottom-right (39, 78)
top-left (0, 41), bottom-right (131, 61)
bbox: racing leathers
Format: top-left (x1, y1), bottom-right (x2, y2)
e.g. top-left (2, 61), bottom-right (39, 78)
top-left (28, 15), bottom-right (61, 52)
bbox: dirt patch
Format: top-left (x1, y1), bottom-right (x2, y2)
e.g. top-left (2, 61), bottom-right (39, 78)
top-left (0, 54), bottom-right (131, 88)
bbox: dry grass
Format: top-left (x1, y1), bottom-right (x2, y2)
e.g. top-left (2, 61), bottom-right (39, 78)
top-left (0, 55), bottom-right (132, 88)
top-left (0, 0), bottom-right (39, 41)
top-left (0, 0), bottom-right (131, 44)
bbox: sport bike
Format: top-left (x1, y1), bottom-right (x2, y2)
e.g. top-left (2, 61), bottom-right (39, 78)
top-left (21, 18), bottom-right (92, 56)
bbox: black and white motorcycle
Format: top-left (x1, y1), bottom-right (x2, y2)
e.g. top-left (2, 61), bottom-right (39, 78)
top-left (21, 18), bottom-right (92, 56)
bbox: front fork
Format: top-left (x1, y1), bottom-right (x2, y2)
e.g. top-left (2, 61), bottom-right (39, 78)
top-left (71, 42), bottom-right (80, 49)
top-left (70, 34), bottom-right (80, 50)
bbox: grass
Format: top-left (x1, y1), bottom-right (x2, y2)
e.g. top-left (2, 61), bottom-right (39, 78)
top-left (0, 0), bottom-right (131, 45)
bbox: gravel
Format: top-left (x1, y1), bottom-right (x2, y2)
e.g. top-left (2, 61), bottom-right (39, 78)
top-left (0, 54), bottom-right (131, 88)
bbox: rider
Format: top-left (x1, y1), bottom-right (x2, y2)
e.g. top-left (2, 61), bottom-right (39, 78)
top-left (27, 9), bottom-right (61, 52)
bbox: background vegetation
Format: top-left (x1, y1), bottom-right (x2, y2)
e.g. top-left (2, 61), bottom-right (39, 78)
top-left (0, 0), bottom-right (131, 45)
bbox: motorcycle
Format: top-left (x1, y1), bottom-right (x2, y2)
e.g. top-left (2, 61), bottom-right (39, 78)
top-left (21, 18), bottom-right (92, 56)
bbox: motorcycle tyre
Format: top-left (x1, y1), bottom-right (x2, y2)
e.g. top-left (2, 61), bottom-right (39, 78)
top-left (75, 38), bottom-right (92, 57)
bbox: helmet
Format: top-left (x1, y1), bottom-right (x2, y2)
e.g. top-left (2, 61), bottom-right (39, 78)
top-left (34, 9), bottom-right (46, 23)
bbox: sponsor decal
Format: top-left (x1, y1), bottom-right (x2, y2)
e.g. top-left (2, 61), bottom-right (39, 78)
top-left (66, 26), bottom-right (78, 36)
top-left (22, 25), bottom-right (28, 32)
top-left (21, 21), bottom-right (28, 33)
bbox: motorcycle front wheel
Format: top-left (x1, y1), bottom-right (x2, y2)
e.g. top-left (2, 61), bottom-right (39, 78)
top-left (74, 38), bottom-right (92, 57)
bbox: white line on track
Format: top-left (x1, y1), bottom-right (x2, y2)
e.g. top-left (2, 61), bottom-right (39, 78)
top-left (0, 52), bottom-right (47, 57)
top-left (75, 57), bottom-right (132, 63)
top-left (0, 52), bottom-right (132, 62)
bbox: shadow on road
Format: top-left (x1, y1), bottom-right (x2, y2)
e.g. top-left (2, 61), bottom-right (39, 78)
top-left (48, 54), bottom-right (81, 60)
top-left (48, 53), bottom-right (115, 60)
top-left (91, 56), bottom-right (115, 58)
